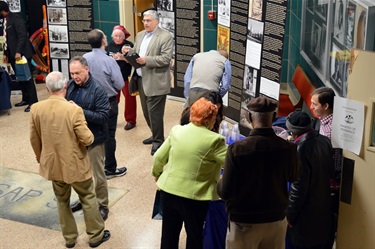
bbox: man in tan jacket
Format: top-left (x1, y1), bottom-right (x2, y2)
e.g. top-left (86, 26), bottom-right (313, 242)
top-left (30, 71), bottom-right (110, 248)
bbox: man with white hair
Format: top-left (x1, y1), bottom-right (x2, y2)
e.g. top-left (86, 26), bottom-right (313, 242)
top-left (30, 71), bottom-right (110, 248)
top-left (129, 10), bottom-right (174, 156)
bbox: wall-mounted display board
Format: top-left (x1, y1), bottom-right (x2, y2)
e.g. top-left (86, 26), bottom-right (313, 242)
top-left (45, 0), bottom-right (94, 78)
top-left (157, 0), bottom-right (200, 99)
top-left (220, 0), bottom-right (288, 135)
top-left (301, 0), bottom-right (375, 97)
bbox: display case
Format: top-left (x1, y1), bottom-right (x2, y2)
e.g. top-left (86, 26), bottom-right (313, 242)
top-left (301, 0), bottom-right (375, 97)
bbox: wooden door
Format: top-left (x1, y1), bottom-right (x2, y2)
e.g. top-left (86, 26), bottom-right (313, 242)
top-left (133, 0), bottom-right (156, 34)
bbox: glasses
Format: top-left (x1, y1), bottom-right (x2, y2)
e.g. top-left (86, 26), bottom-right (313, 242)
top-left (142, 19), bottom-right (153, 23)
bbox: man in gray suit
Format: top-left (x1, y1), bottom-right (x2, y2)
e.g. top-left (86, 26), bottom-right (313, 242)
top-left (130, 9), bottom-right (174, 155)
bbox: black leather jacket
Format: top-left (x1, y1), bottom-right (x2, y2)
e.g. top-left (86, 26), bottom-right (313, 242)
top-left (286, 130), bottom-right (335, 247)
top-left (66, 75), bottom-right (109, 146)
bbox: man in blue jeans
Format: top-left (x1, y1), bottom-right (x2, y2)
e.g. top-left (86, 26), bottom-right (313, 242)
top-left (84, 29), bottom-right (127, 179)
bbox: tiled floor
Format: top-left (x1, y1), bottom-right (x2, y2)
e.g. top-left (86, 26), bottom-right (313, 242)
top-left (0, 83), bottom-right (187, 248)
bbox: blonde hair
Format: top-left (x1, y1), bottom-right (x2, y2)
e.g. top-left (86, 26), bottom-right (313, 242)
top-left (190, 98), bottom-right (218, 126)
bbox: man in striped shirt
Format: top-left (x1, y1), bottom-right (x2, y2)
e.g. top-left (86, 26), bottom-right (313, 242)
top-left (310, 86), bottom-right (342, 249)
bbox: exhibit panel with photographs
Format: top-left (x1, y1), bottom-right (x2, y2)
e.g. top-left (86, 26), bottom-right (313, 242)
top-left (222, 0), bottom-right (288, 136)
top-left (301, 0), bottom-right (375, 97)
top-left (45, 0), bottom-right (93, 76)
top-left (301, 0), bottom-right (329, 79)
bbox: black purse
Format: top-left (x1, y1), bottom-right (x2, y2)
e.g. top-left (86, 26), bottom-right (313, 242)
top-left (129, 73), bottom-right (139, 96)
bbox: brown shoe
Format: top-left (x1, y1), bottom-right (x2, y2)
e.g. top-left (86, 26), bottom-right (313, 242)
top-left (124, 123), bottom-right (136, 130)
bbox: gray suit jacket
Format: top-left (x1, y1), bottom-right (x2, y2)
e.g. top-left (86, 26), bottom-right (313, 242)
top-left (131, 28), bottom-right (173, 96)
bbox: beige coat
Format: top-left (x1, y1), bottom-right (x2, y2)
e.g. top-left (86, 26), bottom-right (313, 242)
top-left (30, 95), bottom-right (94, 184)
top-left (131, 27), bottom-right (174, 96)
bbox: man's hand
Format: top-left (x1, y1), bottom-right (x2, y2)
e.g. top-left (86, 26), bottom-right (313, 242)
top-left (3, 55), bottom-right (8, 64)
top-left (136, 56), bottom-right (146, 65)
top-left (15, 53), bottom-right (22, 61)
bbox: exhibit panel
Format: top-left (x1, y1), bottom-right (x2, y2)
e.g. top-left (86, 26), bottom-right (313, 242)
top-left (301, 0), bottom-right (375, 97)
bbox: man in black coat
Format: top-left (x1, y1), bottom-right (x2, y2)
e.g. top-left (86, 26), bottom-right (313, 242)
top-left (286, 111), bottom-right (335, 249)
top-left (217, 97), bottom-right (300, 249)
top-left (1, 1), bottom-right (38, 112)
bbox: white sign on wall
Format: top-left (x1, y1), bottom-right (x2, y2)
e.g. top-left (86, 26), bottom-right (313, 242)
top-left (331, 96), bottom-right (365, 155)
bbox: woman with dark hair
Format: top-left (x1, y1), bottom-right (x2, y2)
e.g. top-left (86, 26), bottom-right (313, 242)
top-left (152, 97), bottom-right (228, 249)
top-left (180, 91), bottom-right (224, 133)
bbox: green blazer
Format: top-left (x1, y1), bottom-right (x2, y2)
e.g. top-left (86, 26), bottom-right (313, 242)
top-left (152, 123), bottom-right (227, 200)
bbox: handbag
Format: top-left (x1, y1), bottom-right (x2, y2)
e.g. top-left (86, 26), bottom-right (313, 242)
top-left (151, 190), bottom-right (163, 220)
top-left (129, 73), bottom-right (139, 96)
top-left (15, 56), bottom-right (31, 81)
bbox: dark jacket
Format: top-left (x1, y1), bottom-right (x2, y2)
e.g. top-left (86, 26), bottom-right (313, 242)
top-left (66, 74), bottom-right (109, 146)
top-left (217, 128), bottom-right (300, 223)
top-left (286, 130), bottom-right (334, 247)
top-left (106, 40), bottom-right (133, 81)
top-left (4, 12), bottom-right (34, 60)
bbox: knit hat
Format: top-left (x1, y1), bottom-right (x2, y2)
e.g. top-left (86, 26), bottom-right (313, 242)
top-left (113, 25), bottom-right (131, 39)
top-left (286, 111), bottom-right (312, 135)
top-left (247, 97), bottom-right (277, 112)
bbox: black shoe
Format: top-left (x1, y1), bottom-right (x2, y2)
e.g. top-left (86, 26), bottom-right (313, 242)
top-left (142, 136), bottom-right (153, 144)
top-left (15, 101), bottom-right (28, 107)
top-left (151, 144), bottom-right (161, 156)
top-left (24, 105), bottom-right (31, 112)
top-left (105, 167), bottom-right (127, 179)
top-left (89, 230), bottom-right (111, 248)
top-left (99, 207), bottom-right (109, 221)
top-left (124, 123), bottom-right (136, 130)
top-left (70, 200), bottom-right (82, 212)
top-left (65, 242), bottom-right (75, 248)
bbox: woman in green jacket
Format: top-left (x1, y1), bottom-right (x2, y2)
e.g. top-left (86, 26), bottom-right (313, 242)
top-left (152, 97), bottom-right (227, 249)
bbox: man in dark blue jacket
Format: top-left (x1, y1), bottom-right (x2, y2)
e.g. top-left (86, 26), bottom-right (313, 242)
top-left (65, 56), bottom-right (110, 221)
top-left (286, 111), bottom-right (335, 249)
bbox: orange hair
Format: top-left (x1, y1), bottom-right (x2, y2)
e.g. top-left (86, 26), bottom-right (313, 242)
top-left (190, 98), bottom-right (218, 126)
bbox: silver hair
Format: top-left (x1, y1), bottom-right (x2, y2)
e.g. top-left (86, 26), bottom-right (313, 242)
top-left (46, 71), bottom-right (67, 92)
top-left (143, 10), bottom-right (159, 21)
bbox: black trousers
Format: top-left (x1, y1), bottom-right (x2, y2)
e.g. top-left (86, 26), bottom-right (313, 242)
top-left (138, 77), bottom-right (166, 146)
top-left (10, 58), bottom-right (38, 104)
top-left (104, 97), bottom-right (119, 172)
top-left (160, 191), bottom-right (209, 249)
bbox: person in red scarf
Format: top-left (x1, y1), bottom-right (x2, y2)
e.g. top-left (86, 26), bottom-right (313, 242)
top-left (106, 25), bottom-right (137, 130)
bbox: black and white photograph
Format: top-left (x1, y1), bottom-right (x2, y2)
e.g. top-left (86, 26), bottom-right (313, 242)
top-left (345, 2), bottom-right (356, 48)
top-left (7, 0), bottom-right (21, 12)
top-left (316, 2), bottom-right (328, 21)
top-left (247, 18), bottom-right (264, 44)
top-left (158, 10), bottom-right (174, 35)
top-left (318, 24), bottom-right (327, 70)
top-left (240, 94), bottom-right (253, 129)
top-left (334, 0), bottom-right (345, 44)
top-left (311, 21), bottom-right (322, 59)
top-left (249, 0), bottom-right (262, 21)
top-left (218, 0), bottom-right (230, 27)
top-left (50, 43), bottom-right (69, 59)
top-left (240, 107), bottom-right (252, 129)
top-left (46, 0), bottom-right (66, 7)
top-left (330, 42), bottom-right (350, 93)
top-left (243, 65), bottom-right (257, 97)
top-left (157, 0), bottom-right (172, 12)
top-left (47, 8), bottom-right (67, 25)
top-left (49, 25), bottom-right (68, 42)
